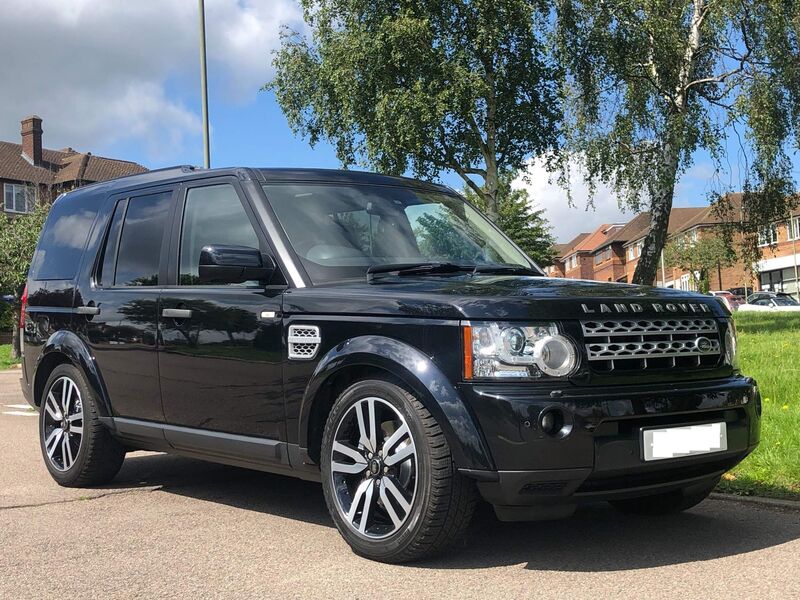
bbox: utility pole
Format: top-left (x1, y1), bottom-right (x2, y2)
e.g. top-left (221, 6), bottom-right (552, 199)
top-left (198, 0), bottom-right (211, 169)
top-left (793, 219), bottom-right (799, 302)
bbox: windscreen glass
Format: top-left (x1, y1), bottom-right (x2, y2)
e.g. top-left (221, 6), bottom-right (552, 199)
top-left (262, 183), bottom-right (532, 284)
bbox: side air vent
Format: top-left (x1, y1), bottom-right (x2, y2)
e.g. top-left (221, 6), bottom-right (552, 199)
top-left (288, 325), bottom-right (321, 360)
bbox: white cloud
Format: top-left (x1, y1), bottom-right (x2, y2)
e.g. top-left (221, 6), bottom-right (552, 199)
top-left (513, 159), bottom-right (634, 243)
top-left (0, 0), bottom-right (302, 161)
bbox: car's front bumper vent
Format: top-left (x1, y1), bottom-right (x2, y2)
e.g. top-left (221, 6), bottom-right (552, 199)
top-left (581, 318), bottom-right (721, 372)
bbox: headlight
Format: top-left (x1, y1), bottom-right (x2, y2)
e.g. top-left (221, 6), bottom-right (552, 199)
top-left (463, 322), bottom-right (578, 379)
top-left (724, 321), bottom-right (738, 367)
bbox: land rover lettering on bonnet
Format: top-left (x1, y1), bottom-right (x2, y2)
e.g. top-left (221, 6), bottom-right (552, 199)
top-left (581, 302), bottom-right (713, 314)
top-left (20, 166), bottom-right (759, 563)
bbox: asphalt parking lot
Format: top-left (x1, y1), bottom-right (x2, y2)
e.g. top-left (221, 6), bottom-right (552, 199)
top-left (1, 370), bottom-right (799, 599)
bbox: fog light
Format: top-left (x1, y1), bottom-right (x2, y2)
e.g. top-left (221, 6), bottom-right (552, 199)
top-left (539, 408), bottom-right (565, 436)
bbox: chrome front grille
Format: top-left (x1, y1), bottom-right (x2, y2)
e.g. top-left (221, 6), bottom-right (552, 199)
top-left (581, 318), bottom-right (721, 372)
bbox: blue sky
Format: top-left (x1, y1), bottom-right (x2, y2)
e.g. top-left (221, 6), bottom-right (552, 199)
top-left (1, 0), bottom-right (796, 242)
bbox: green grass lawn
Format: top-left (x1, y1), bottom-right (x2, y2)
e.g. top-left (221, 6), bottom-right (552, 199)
top-left (0, 344), bottom-right (20, 370)
top-left (717, 312), bottom-right (800, 500)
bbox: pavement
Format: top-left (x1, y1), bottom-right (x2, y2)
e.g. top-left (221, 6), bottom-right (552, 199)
top-left (1, 369), bottom-right (799, 599)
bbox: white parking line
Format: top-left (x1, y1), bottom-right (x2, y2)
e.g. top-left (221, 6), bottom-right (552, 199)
top-left (2, 410), bottom-right (37, 417)
top-left (5, 404), bottom-right (32, 410)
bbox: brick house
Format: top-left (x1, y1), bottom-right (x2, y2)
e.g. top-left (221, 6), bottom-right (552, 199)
top-left (545, 233), bottom-right (587, 278)
top-left (618, 208), bottom-right (705, 286)
top-left (755, 208), bottom-right (800, 295)
top-left (549, 195), bottom-right (800, 296)
top-left (546, 225), bottom-right (626, 280)
top-left (662, 194), bottom-right (800, 294)
top-left (1, 115), bottom-right (147, 214)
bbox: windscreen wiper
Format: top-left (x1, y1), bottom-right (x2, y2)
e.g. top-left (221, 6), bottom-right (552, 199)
top-left (366, 262), bottom-right (472, 282)
top-left (471, 264), bottom-right (541, 276)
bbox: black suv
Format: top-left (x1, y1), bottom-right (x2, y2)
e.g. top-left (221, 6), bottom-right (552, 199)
top-left (21, 167), bottom-right (760, 563)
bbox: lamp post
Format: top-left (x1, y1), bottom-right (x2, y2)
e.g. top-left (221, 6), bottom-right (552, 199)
top-left (793, 220), bottom-right (799, 302)
top-left (198, 0), bottom-right (211, 169)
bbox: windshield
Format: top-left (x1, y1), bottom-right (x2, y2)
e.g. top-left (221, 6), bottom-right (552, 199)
top-left (262, 183), bottom-right (536, 284)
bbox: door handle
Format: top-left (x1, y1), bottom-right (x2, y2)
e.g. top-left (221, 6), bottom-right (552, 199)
top-left (75, 306), bottom-right (100, 316)
top-left (162, 308), bottom-right (193, 319)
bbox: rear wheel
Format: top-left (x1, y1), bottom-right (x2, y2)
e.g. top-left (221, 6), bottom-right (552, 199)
top-left (39, 364), bottom-right (125, 487)
top-left (320, 379), bottom-right (476, 563)
top-left (610, 478), bottom-right (719, 516)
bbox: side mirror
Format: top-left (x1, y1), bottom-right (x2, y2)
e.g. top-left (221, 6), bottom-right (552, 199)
top-left (198, 245), bottom-right (275, 285)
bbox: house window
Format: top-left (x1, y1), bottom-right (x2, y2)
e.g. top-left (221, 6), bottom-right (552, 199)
top-left (566, 255), bottom-right (578, 270)
top-left (787, 217), bottom-right (800, 241)
top-left (3, 183), bottom-right (36, 214)
top-left (679, 273), bottom-right (694, 291)
top-left (627, 246), bottom-right (635, 260)
top-left (758, 224), bottom-right (779, 247)
top-left (636, 241), bottom-right (644, 256)
top-left (595, 247), bottom-right (612, 264)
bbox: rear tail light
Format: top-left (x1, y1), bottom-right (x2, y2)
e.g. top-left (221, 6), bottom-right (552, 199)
top-left (19, 284), bottom-right (28, 329)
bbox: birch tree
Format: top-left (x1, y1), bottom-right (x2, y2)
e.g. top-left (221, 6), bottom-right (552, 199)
top-left (268, 0), bottom-right (561, 221)
top-left (554, 0), bottom-right (800, 284)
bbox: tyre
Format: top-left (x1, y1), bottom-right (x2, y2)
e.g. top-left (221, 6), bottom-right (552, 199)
top-left (39, 363), bottom-right (125, 487)
top-left (610, 478), bottom-right (719, 516)
top-left (320, 379), bottom-right (476, 563)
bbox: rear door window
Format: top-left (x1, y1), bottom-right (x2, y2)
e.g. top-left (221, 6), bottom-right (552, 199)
top-left (113, 191), bottom-right (172, 286)
top-left (30, 192), bottom-right (102, 280)
top-left (96, 199), bottom-right (126, 287)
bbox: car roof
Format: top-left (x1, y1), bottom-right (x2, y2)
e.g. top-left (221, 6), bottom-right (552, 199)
top-left (52, 166), bottom-right (457, 203)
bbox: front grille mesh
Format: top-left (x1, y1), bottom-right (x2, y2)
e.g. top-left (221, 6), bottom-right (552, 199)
top-left (581, 318), bottom-right (721, 372)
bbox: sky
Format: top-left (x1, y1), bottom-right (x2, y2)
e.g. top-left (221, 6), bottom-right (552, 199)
top-left (1, 0), bottom-right (796, 244)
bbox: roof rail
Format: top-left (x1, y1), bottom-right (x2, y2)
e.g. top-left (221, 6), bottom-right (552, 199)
top-left (99, 164), bottom-right (200, 183)
top-left (143, 165), bottom-right (199, 175)
top-left (55, 164), bottom-right (204, 196)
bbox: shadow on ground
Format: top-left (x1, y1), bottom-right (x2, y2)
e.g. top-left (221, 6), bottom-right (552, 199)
top-left (107, 452), bottom-right (800, 572)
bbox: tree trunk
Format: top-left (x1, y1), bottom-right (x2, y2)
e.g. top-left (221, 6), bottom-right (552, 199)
top-left (634, 0), bottom-right (705, 285)
top-left (632, 140), bottom-right (680, 285)
top-left (483, 160), bottom-right (500, 222)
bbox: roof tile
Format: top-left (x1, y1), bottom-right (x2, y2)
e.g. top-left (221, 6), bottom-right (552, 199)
top-left (0, 141), bottom-right (146, 187)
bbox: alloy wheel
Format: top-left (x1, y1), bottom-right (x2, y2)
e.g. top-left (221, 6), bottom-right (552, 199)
top-left (330, 396), bottom-right (418, 539)
top-left (42, 376), bottom-right (84, 472)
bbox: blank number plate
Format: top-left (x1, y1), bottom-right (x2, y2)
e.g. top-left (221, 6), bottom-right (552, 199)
top-left (642, 422), bottom-right (727, 462)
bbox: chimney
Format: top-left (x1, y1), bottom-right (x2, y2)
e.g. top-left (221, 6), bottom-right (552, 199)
top-left (21, 115), bottom-right (43, 166)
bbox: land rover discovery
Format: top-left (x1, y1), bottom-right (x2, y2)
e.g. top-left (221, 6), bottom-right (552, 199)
top-left (21, 166), bottom-right (760, 563)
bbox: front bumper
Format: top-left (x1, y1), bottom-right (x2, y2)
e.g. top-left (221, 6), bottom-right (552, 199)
top-left (459, 376), bottom-right (760, 520)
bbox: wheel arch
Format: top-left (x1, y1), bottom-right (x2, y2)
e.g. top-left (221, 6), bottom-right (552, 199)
top-left (299, 335), bottom-right (493, 471)
top-left (33, 330), bottom-right (111, 417)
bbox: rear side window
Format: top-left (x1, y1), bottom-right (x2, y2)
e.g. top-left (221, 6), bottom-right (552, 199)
top-left (112, 191), bottom-right (172, 286)
top-left (30, 192), bottom-right (102, 280)
top-left (97, 199), bottom-right (126, 287)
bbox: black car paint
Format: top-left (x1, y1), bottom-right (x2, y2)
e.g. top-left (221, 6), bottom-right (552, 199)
top-left (21, 166), bottom-right (759, 516)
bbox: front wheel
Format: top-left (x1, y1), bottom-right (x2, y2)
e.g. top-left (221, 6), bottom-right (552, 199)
top-left (320, 379), bottom-right (476, 563)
